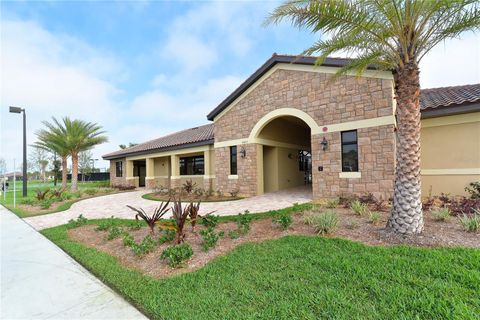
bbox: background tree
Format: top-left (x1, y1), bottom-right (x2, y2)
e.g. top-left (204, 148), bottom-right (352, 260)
top-left (0, 158), bottom-right (6, 176)
top-left (78, 150), bottom-right (93, 182)
top-left (119, 142), bottom-right (138, 150)
top-left (34, 118), bottom-right (72, 189)
top-left (266, 0), bottom-right (480, 234)
top-left (29, 146), bottom-right (50, 181)
top-left (61, 117), bottom-right (107, 191)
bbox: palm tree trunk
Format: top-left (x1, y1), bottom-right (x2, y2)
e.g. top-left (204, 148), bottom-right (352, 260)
top-left (388, 61), bottom-right (424, 234)
top-left (61, 157), bottom-right (68, 189)
top-left (71, 151), bottom-right (79, 192)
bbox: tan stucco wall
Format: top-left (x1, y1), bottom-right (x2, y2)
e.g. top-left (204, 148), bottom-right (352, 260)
top-left (277, 147), bottom-right (305, 190)
top-left (258, 117), bottom-right (310, 146)
top-left (153, 157), bottom-right (170, 176)
top-left (263, 146), bottom-right (278, 193)
top-left (420, 113), bottom-right (480, 196)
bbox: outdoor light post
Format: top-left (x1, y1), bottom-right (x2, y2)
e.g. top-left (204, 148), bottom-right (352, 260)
top-left (9, 106), bottom-right (28, 197)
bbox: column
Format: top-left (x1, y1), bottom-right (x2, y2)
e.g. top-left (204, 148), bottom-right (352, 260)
top-left (170, 155), bottom-right (180, 189)
top-left (145, 158), bottom-right (155, 189)
top-left (203, 150), bottom-right (212, 191)
top-left (125, 160), bottom-right (138, 187)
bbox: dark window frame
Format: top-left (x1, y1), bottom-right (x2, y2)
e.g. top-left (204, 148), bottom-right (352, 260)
top-left (179, 155), bottom-right (205, 176)
top-left (115, 161), bottom-right (123, 177)
top-left (230, 146), bottom-right (237, 175)
top-left (341, 130), bottom-right (359, 172)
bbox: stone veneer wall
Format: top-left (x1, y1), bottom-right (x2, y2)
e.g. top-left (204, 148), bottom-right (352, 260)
top-left (109, 158), bottom-right (126, 187)
top-left (213, 68), bottom-right (394, 199)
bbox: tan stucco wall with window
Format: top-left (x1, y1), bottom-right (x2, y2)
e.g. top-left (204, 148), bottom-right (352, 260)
top-left (420, 112), bottom-right (480, 196)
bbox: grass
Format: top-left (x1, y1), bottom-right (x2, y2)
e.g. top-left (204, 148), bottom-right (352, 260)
top-left (42, 215), bottom-right (480, 320)
top-left (0, 180), bottom-right (113, 218)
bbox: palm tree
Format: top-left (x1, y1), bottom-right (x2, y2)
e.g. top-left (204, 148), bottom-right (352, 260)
top-left (34, 120), bottom-right (71, 189)
top-left (266, 0), bottom-right (479, 234)
top-left (61, 117), bottom-right (108, 192)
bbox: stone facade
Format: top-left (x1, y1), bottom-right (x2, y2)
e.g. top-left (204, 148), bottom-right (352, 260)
top-left (109, 158), bottom-right (126, 187)
top-left (213, 68), bottom-right (395, 199)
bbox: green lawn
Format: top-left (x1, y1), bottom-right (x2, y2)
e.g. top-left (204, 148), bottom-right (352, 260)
top-left (42, 217), bottom-right (480, 320)
top-left (0, 180), bottom-right (110, 217)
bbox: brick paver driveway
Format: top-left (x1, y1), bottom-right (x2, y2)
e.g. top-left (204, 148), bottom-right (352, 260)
top-left (25, 186), bottom-right (312, 230)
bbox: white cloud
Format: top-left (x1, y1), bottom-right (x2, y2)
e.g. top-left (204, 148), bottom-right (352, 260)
top-left (162, 34), bottom-right (217, 72)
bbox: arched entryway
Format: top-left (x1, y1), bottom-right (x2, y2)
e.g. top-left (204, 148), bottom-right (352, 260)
top-left (255, 114), bottom-right (312, 194)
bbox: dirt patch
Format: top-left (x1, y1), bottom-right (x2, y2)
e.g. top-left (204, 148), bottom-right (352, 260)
top-left (68, 208), bottom-right (479, 279)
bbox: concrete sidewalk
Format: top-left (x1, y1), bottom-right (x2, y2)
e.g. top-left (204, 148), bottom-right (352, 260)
top-left (0, 205), bottom-right (147, 320)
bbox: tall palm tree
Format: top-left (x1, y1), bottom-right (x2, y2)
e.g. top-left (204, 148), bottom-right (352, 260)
top-left (266, 0), bottom-right (479, 234)
top-left (61, 117), bottom-right (108, 192)
top-left (34, 119), bottom-right (71, 189)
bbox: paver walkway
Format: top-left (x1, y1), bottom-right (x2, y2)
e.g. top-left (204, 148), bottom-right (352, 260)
top-left (0, 205), bottom-right (147, 319)
top-left (25, 186), bottom-right (312, 230)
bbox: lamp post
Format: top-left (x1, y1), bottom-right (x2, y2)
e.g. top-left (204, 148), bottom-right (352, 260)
top-left (9, 106), bottom-right (27, 197)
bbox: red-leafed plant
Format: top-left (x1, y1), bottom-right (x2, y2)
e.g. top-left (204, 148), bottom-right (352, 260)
top-left (188, 201), bottom-right (201, 232)
top-left (126, 200), bottom-right (170, 235)
top-left (171, 197), bottom-right (190, 244)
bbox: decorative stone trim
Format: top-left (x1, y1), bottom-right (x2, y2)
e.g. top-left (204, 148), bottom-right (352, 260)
top-left (339, 172), bottom-right (362, 179)
top-left (228, 175), bottom-right (239, 180)
top-left (421, 168), bottom-right (480, 175)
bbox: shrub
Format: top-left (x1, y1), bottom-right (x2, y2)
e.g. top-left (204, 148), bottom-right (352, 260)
top-left (303, 211), bottom-right (338, 235)
top-left (465, 182), bottom-right (480, 199)
top-left (351, 200), bottom-right (368, 216)
top-left (61, 192), bottom-right (73, 201)
top-left (229, 189), bottom-right (239, 198)
top-left (187, 201), bottom-right (201, 232)
top-left (171, 197), bottom-right (190, 244)
top-left (95, 216), bottom-right (117, 231)
top-left (114, 184), bottom-right (136, 191)
top-left (83, 188), bottom-right (98, 196)
top-left (127, 201), bottom-right (170, 234)
top-left (129, 220), bottom-right (145, 230)
top-left (160, 243), bottom-right (193, 268)
top-left (458, 212), bottom-right (480, 233)
top-left (368, 211), bottom-right (382, 225)
top-left (228, 230), bottom-right (240, 239)
top-left (359, 193), bottom-right (376, 205)
top-left (158, 229), bottom-right (176, 244)
top-left (122, 233), bottom-right (135, 247)
top-left (50, 187), bottom-right (66, 199)
top-left (199, 227), bottom-right (224, 251)
top-left (325, 198), bottom-right (339, 209)
top-left (19, 198), bottom-right (37, 206)
top-left (71, 191), bottom-right (83, 198)
top-left (339, 194), bottom-right (358, 208)
top-left (40, 199), bottom-right (53, 209)
top-left (193, 188), bottom-right (205, 197)
top-left (200, 214), bottom-right (220, 229)
top-left (272, 214), bottom-right (293, 230)
top-left (182, 179), bottom-right (196, 194)
top-left (67, 214), bottom-right (88, 229)
top-left (236, 212), bottom-right (252, 235)
top-left (448, 198), bottom-right (480, 215)
top-left (430, 207), bottom-right (451, 222)
top-left (106, 225), bottom-right (124, 240)
top-left (131, 235), bottom-right (157, 256)
top-left (35, 188), bottom-right (50, 201)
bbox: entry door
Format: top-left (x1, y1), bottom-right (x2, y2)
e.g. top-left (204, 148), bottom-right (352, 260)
top-left (138, 166), bottom-right (146, 187)
top-left (299, 150), bottom-right (312, 185)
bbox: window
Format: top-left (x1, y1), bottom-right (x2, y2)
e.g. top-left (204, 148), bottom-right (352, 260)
top-left (115, 161), bottom-right (123, 177)
top-left (179, 156), bottom-right (204, 175)
top-left (341, 130), bottom-right (358, 172)
top-left (230, 146), bottom-right (237, 175)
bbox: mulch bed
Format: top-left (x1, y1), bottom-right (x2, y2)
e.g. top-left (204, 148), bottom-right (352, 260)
top-left (68, 207), bottom-right (479, 279)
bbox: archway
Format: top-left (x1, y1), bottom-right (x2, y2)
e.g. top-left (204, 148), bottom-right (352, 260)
top-left (256, 115), bottom-right (312, 193)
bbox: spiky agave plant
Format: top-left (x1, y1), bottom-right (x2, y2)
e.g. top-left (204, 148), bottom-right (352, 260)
top-left (126, 200), bottom-right (170, 235)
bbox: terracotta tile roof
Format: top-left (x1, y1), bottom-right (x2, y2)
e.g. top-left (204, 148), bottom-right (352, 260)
top-left (420, 83), bottom-right (480, 110)
top-left (103, 124), bottom-right (214, 159)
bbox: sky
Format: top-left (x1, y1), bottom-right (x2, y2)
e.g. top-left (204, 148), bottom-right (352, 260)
top-left (1, 1), bottom-right (479, 172)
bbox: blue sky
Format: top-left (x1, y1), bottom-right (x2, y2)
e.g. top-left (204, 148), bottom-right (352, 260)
top-left (1, 1), bottom-right (479, 171)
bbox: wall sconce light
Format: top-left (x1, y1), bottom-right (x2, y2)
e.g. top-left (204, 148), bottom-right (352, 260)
top-left (240, 147), bottom-right (246, 158)
top-left (321, 137), bottom-right (329, 151)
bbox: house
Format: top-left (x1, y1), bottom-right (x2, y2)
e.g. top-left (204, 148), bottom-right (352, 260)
top-left (103, 54), bottom-right (480, 199)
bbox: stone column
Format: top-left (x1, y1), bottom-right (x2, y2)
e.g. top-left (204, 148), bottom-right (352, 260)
top-left (170, 155), bottom-right (180, 189)
top-left (145, 158), bottom-right (155, 189)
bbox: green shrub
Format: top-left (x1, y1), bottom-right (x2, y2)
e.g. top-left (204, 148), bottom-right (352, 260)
top-left (131, 235), bottom-right (157, 256)
top-left (199, 227), bottom-right (224, 251)
top-left (40, 199), bottom-right (53, 209)
top-left (160, 243), bottom-right (194, 268)
top-left (201, 215), bottom-right (220, 228)
top-left (67, 214), bottom-right (88, 229)
top-left (236, 212), bottom-right (252, 235)
top-left (19, 198), bottom-right (37, 206)
top-left (368, 211), bottom-right (382, 225)
top-left (458, 213), bottom-right (480, 232)
top-left (61, 192), bottom-right (73, 201)
top-left (122, 233), bottom-right (135, 247)
top-left (83, 188), bottom-right (98, 196)
top-left (303, 211), bottom-right (338, 235)
top-left (272, 214), bottom-right (293, 230)
top-left (465, 181), bottom-right (480, 199)
top-left (106, 225), bottom-right (124, 240)
top-left (72, 191), bottom-right (83, 198)
top-left (350, 200), bottom-right (368, 216)
top-left (325, 198), bottom-right (339, 208)
top-left (129, 220), bottom-right (145, 230)
top-left (95, 216), bottom-right (117, 231)
top-left (158, 229), bottom-right (176, 244)
top-left (228, 230), bottom-right (240, 239)
top-left (430, 207), bottom-right (451, 222)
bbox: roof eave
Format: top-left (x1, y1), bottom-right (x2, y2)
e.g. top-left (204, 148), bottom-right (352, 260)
top-left (421, 101), bottom-right (480, 119)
